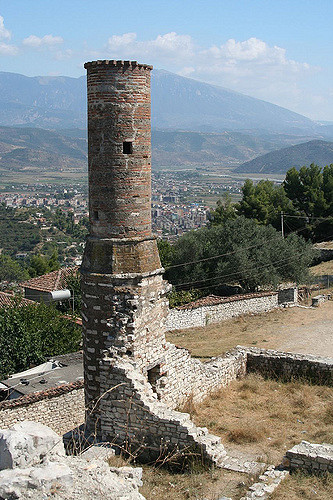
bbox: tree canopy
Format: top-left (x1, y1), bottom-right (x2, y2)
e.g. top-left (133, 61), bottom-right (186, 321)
top-left (0, 301), bottom-right (81, 379)
top-left (165, 217), bottom-right (315, 294)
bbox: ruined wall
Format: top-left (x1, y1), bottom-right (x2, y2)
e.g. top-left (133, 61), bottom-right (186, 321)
top-left (286, 441), bottom-right (333, 474)
top-left (166, 289), bottom-right (298, 331)
top-left (246, 347), bottom-right (333, 385)
top-left (99, 357), bottom-right (227, 465)
top-left (166, 292), bottom-right (278, 330)
top-left (0, 382), bottom-right (84, 435)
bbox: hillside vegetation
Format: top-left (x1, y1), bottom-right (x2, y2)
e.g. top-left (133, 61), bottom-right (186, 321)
top-left (0, 126), bottom-right (87, 172)
top-left (0, 126), bottom-right (316, 172)
top-left (235, 139), bottom-right (333, 174)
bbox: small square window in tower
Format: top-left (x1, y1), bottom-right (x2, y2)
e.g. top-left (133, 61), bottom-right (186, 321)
top-left (123, 141), bottom-right (133, 154)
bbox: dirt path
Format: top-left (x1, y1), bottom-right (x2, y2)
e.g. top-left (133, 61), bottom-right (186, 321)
top-left (167, 300), bottom-right (333, 359)
top-left (269, 305), bottom-right (332, 357)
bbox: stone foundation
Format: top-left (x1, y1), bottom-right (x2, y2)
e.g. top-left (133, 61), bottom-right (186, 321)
top-left (246, 347), bottom-right (333, 385)
top-left (1, 347), bottom-right (331, 467)
top-left (285, 441), bottom-right (333, 474)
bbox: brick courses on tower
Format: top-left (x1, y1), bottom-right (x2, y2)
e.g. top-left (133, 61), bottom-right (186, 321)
top-left (81, 60), bottom-right (237, 465)
top-left (81, 60), bottom-right (169, 435)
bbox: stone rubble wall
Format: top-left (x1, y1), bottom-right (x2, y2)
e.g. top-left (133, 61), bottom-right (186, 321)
top-left (157, 344), bottom-right (247, 408)
top-left (245, 347), bottom-right (333, 385)
top-left (98, 357), bottom-right (227, 466)
top-left (240, 465), bottom-right (289, 500)
top-left (0, 346), bottom-right (332, 470)
top-left (285, 441), bottom-right (333, 474)
top-left (165, 291), bottom-right (293, 331)
top-left (0, 383), bottom-right (85, 436)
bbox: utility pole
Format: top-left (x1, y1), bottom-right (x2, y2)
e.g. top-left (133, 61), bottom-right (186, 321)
top-left (281, 211), bottom-right (284, 238)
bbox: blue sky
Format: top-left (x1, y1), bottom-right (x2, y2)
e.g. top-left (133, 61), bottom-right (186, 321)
top-left (0, 0), bottom-right (332, 120)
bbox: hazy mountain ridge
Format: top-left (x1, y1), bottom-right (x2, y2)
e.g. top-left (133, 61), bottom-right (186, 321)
top-left (0, 126), bottom-right (87, 171)
top-left (0, 126), bottom-right (319, 172)
top-left (0, 69), bottom-right (326, 135)
top-left (234, 140), bottom-right (333, 174)
top-left (151, 130), bottom-right (314, 166)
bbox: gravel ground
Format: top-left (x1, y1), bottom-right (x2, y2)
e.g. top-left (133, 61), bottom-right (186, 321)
top-left (267, 302), bottom-right (333, 358)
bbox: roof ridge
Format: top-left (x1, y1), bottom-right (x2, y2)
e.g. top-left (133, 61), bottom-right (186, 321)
top-left (54, 268), bottom-right (63, 291)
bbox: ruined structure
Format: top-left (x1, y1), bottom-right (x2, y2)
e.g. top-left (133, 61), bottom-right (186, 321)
top-left (81, 59), bottom-right (239, 464)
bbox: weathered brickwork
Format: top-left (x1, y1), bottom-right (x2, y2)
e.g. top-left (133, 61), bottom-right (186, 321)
top-left (0, 384), bottom-right (84, 436)
top-left (80, 60), bottom-right (327, 467)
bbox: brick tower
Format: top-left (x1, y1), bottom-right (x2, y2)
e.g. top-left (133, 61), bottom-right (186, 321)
top-left (81, 60), bottom-right (169, 435)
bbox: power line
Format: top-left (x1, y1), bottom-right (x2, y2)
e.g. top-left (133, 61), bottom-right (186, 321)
top-left (173, 251), bottom-right (303, 291)
top-left (165, 221), bottom-right (310, 272)
top-left (171, 227), bottom-right (333, 292)
top-left (283, 214), bottom-right (333, 221)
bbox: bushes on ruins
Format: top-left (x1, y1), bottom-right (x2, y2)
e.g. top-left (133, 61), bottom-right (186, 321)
top-left (0, 300), bottom-right (81, 379)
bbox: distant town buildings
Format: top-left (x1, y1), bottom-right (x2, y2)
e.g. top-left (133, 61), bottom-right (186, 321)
top-left (0, 171), bottom-right (243, 240)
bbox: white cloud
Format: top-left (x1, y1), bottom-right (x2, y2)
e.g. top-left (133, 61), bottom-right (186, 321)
top-left (0, 15), bottom-right (17, 55)
top-left (103, 33), bottom-right (313, 91)
top-left (54, 48), bottom-right (73, 60)
top-left (101, 32), bottom-right (323, 117)
top-left (0, 16), bottom-right (11, 40)
top-left (23, 34), bottom-right (63, 48)
top-left (0, 42), bottom-right (18, 55)
top-left (106, 31), bottom-right (194, 63)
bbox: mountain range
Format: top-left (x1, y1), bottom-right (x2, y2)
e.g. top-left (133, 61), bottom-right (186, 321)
top-left (1, 125), bottom-right (323, 173)
top-left (0, 69), bottom-right (333, 173)
top-left (235, 140), bottom-right (333, 174)
top-left (0, 69), bottom-right (330, 135)
top-left (0, 126), bottom-right (87, 171)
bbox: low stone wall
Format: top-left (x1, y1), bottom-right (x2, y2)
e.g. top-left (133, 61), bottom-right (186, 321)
top-left (1, 346), bottom-right (332, 468)
top-left (286, 441), bottom-right (333, 474)
top-left (166, 289), bottom-right (297, 331)
top-left (158, 344), bottom-right (247, 407)
top-left (0, 381), bottom-right (85, 435)
top-left (246, 347), bottom-right (333, 385)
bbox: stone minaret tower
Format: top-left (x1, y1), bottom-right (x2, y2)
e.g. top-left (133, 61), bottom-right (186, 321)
top-left (81, 60), bottom-right (169, 435)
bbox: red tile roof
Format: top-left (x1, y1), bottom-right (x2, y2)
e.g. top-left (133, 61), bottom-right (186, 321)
top-left (175, 291), bottom-right (277, 310)
top-left (20, 267), bottom-right (79, 293)
top-left (0, 380), bottom-right (84, 410)
top-left (0, 292), bottom-right (35, 308)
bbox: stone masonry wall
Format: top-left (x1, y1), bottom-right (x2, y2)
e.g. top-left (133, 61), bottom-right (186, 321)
top-left (246, 347), bottom-right (333, 385)
top-left (166, 292), bottom-right (279, 330)
top-left (157, 344), bottom-right (247, 408)
top-left (98, 357), bottom-right (227, 466)
top-left (0, 383), bottom-right (84, 436)
top-left (0, 346), bottom-right (331, 464)
top-left (286, 441), bottom-right (333, 474)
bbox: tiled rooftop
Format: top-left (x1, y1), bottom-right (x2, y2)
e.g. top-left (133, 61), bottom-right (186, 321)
top-left (0, 291), bottom-right (34, 308)
top-left (20, 266), bottom-right (78, 292)
top-left (176, 291), bottom-right (277, 310)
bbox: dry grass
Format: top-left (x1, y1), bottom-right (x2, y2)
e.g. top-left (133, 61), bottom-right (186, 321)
top-left (107, 374), bottom-right (332, 499)
top-left (166, 298), bottom-right (333, 358)
top-left (108, 452), bottom-right (253, 500)
top-left (271, 471), bottom-right (333, 500)
top-left (187, 374), bottom-right (333, 466)
top-left (311, 260), bottom-right (333, 275)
